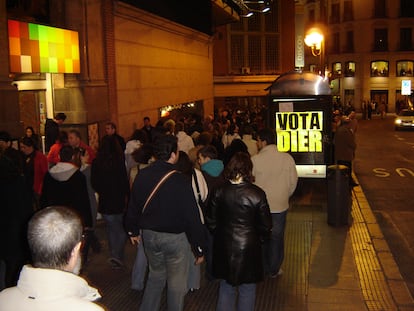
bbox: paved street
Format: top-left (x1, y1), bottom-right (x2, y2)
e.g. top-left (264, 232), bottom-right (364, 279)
top-left (75, 113), bottom-right (414, 310)
top-left (354, 113), bottom-right (414, 297)
top-left (80, 175), bottom-right (414, 310)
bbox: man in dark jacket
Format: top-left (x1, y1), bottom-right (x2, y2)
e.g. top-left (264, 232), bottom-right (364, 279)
top-left (45, 112), bottom-right (66, 152)
top-left (104, 122), bottom-right (126, 151)
top-left (39, 145), bottom-right (92, 260)
top-left (0, 131), bottom-right (24, 175)
top-left (125, 134), bottom-right (206, 311)
top-left (0, 144), bottom-right (32, 290)
top-left (334, 117), bottom-right (358, 187)
top-left (141, 116), bottom-right (154, 143)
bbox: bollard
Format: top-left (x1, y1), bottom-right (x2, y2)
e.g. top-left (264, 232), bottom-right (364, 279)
top-left (326, 164), bottom-right (352, 226)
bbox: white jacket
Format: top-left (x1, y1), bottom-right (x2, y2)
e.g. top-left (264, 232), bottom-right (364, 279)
top-left (251, 144), bottom-right (298, 213)
top-left (222, 132), bottom-right (241, 149)
top-left (125, 139), bottom-right (143, 177)
top-left (242, 134), bottom-right (258, 156)
top-left (0, 265), bottom-right (104, 311)
top-left (176, 131), bottom-right (195, 154)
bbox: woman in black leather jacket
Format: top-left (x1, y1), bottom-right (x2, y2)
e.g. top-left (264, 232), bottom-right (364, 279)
top-left (206, 152), bottom-right (272, 311)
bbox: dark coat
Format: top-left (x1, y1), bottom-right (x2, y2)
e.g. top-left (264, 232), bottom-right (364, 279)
top-left (334, 123), bottom-right (356, 162)
top-left (206, 181), bottom-right (272, 286)
top-left (0, 154), bottom-right (32, 262)
top-left (90, 158), bottom-right (129, 215)
top-left (44, 118), bottom-right (59, 152)
top-left (40, 167), bottom-right (93, 228)
top-left (125, 160), bottom-right (207, 257)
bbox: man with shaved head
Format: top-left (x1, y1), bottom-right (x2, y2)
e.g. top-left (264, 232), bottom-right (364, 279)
top-left (0, 206), bottom-right (104, 311)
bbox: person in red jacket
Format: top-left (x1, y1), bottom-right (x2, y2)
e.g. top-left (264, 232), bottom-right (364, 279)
top-left (47, 130), bottom-right (68, 167)
top-left (20, 137), bottom-right (48, 211)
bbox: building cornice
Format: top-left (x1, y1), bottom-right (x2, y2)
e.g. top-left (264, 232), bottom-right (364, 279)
top-left (213, 75), bottom-right (278, 84)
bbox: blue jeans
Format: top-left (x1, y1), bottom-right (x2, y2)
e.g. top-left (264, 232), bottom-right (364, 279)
top-left (102, 214), bottom-right (127, 262)
top-left (187, 248), bottom-right (200, 290)
top-left (263, 211), bottom-right (287, 275)
top-left (217, 280), bottom-right (256, 311)
top-left (131, 234), bottom-right (148, 290)
top-left (140, 230), bottom-right (190, 311)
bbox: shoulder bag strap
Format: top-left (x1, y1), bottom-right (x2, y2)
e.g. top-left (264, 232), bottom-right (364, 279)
top-left (142, 170), bottom-right (177, 214)
top-left (192, 169), bottom-right (205, 224)
top-left (192, 169), bottom-right (202, 203)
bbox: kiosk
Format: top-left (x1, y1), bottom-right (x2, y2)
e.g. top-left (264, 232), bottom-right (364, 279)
top-left (267, 70), bottom-right (333, 178)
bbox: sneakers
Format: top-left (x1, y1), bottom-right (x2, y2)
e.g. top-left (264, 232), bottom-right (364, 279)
top-left (270, 269), bottom-right (283, 278)
top-left (108, 257), bottom-right (124, 269)
top-left (188, 288), bottom-right (199, 293)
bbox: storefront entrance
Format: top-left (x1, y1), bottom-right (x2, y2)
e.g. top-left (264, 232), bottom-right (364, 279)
top-left (18, 90), bottom-right (47, 138)
top-left (370, 90), bottom-right (388, 113)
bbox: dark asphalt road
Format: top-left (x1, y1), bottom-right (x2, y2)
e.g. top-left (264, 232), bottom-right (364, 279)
top-left (354, 113), bottom-right (414, 296)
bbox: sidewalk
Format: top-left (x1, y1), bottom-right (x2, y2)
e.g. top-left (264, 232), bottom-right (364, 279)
top-left (82, 178), bottom-right (414, 311)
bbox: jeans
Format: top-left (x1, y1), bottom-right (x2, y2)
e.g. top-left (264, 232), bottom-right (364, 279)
top-left (263, 211), bottom-right (287, 275)
top-left (205, 230), bottom-right (214, 280)
top-left (102, 213), bottom-right (127, 262)
top-left (187, 248), bottom-right (200, 290)
top-left (140, 230), bottom-right (190, 311)
top-left (216, 280), bottom-right (256, 311)
top-left (131, 235), bottom-right (148, 290)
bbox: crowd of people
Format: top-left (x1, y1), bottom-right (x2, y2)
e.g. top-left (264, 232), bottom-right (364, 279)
top-left (0, 110), bottom-right (300, 311)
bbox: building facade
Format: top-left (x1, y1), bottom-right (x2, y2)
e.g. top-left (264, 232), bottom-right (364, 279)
top-left (0, 0), bottom-right (296, 144)
top-left (1, 0), bottom-right (228, 144)
top-left (212, 0), bottom-right (296, 120)
top-left (302, 0), bottom-right (414, 113)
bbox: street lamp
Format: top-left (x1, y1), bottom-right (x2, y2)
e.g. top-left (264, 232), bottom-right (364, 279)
top-left (304, 28), bottom-right (323, 56)
top-left (304, 27), bottom-right (326, 76)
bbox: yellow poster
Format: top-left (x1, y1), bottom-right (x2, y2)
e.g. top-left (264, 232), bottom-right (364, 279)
top-left (275, 111), bottom-right (323, 152)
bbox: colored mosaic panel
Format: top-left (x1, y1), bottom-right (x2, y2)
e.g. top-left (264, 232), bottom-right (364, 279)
top-left (8, 19), bottom-right (80, 73)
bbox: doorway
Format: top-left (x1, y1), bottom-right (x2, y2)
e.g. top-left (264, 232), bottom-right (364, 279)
top-left (370, 90), bottom-right (388, 113)
top-left (18, 90), bottom-right (47, 138)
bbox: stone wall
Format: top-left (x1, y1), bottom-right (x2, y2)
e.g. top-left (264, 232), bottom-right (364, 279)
top-left (112, 2), bottom-right (214, 137)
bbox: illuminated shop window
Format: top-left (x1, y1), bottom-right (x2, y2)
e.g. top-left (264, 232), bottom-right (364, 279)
top-left (345, 61), bottom-right (355, 77)
top-left (371, 60), bottom-right (388, 77)
top-left (397, 60), bottom-right (413, 77)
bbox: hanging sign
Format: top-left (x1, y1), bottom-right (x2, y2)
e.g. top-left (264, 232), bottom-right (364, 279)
top-left (402, 80), bottom-right (411, 96)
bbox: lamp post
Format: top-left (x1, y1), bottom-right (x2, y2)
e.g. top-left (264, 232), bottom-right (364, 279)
top-left (304, 27), bottom-right (325, 76)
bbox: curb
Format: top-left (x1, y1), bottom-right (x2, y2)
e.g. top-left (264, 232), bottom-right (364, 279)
top-left (352, 174), bottom-right (414, 310)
